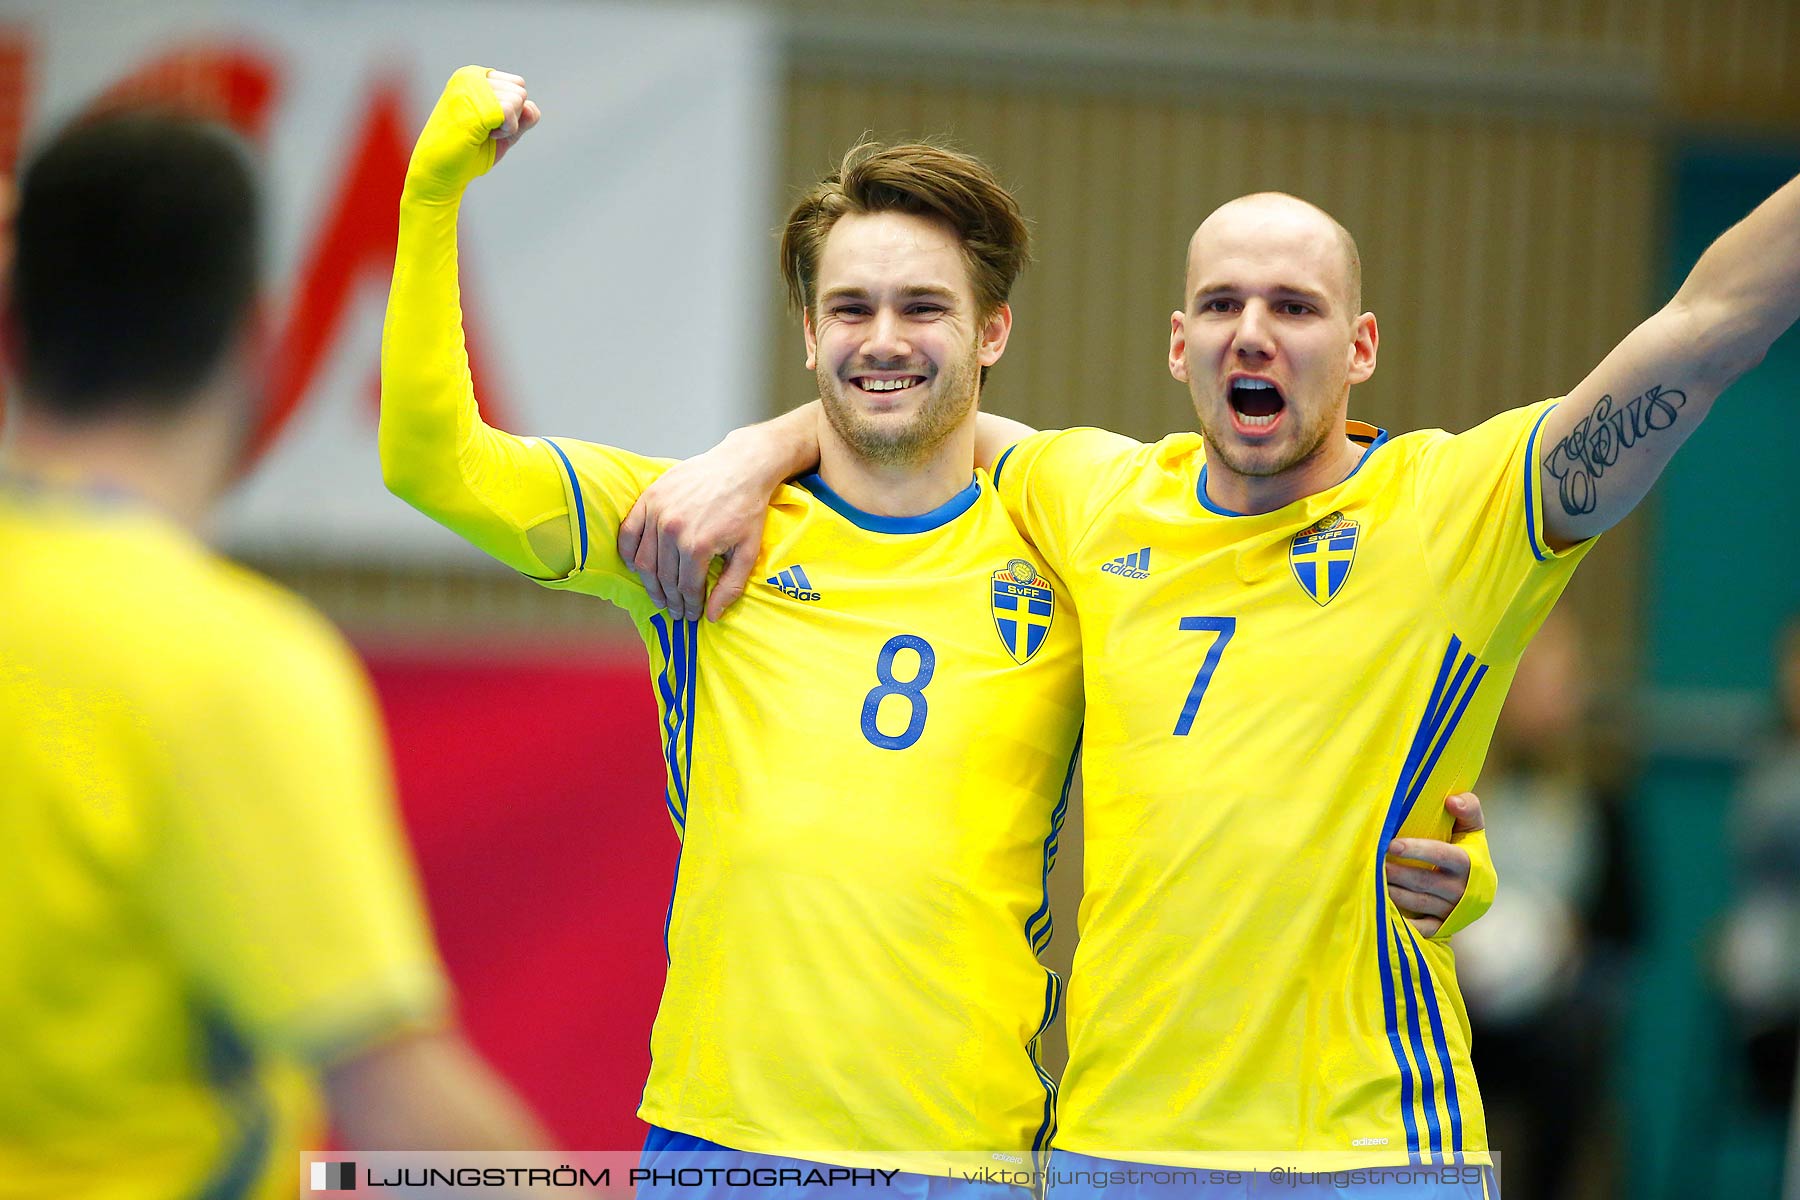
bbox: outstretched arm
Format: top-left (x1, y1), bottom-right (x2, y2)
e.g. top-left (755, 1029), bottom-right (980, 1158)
top-left (618, 405), bottom-right (1038, 619)
top-left (1538, 169), bottom-right (1800, 549)
top-left (379, 67), bottom-right (574, 577)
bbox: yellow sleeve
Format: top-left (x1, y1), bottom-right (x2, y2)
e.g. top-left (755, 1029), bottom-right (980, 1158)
top-left (532, 437), bottom-right (674, 617)
top-left (990, 427), bottom-right (1145, 576)
top-left (1410, 399), bottom-right (1598, 662)
top-left (379, 65), bottom-right (574, 579)
top-left (141, 593), bottom-right (449, 1065)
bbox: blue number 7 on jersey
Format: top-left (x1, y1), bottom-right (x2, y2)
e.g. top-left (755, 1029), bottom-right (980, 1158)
top-left (1172, 616), bottom-right (1237, 736)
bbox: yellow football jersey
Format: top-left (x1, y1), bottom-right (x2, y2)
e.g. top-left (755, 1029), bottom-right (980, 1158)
top-left (381, 69), bottom-right (1086, 1163)
top-left (539, 443), bottom-right (1085, 1161)
top-left (993, 403), bottom-right (1592, 1169)
top-left (0, 481), bottom-right (448, 1200)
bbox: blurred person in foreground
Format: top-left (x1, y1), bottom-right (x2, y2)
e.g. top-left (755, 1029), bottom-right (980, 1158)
top-left (0, 110), bottom-right (549, 1199)
top-left (1456, 609), bottom-right (1639, 1199)
top-left (633, 144), bottom-right (1800, 1197)
top-left (379, 67), bottom-right (1488, 1193)
top-left (1717, 616), bottom-right (1800, 1126)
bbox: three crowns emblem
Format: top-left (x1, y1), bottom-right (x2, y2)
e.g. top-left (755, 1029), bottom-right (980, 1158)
top-left (1289, 511), bottom-right (1360, 606)
top-left (990, 558), bottom-right (1055, 664)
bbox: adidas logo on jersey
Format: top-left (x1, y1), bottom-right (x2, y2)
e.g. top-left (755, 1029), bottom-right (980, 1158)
top-left (1102, 547), bottom-right (1152, 578)
top-left (765, 564), bottom-right (821, 601)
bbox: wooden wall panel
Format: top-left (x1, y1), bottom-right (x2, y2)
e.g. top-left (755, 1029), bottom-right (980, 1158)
top-left (791, 0), bottom-right (1798, 126)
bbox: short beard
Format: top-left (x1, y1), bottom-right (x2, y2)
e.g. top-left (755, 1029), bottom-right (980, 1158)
top-left (1193, 386), bottom-right (1342, 479)
top-left (817, 348), bottom-right (979, 468)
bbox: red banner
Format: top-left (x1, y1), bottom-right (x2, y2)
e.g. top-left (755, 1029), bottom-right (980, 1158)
top-left (367, 652), bottom-right (676, 1150)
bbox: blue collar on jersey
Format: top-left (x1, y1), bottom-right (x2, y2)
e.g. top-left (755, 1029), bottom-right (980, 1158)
top-left (1195, 423), bottom-right (1390, 517)
top-left (798, 470), bottom-right (982, 533)
top-left (0, 464), bottom-right (147, 511)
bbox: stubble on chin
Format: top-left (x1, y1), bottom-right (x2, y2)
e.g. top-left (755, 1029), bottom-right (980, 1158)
top-left (1193, 403), bottom-right (1339, 480)
top-left (816, 357), bottom-right (978, 468)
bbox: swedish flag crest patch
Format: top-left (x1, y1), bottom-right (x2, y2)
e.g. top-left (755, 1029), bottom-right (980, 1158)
top-left (1289, 511), bottom-right (1360, 606)
top-left (991, 558), bottom-right (1055, 664)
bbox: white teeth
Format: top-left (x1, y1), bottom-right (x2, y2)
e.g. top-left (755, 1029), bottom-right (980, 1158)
top-left (860, 378), bottom-right (918, 392)
top-left (1239, 412), bottom-right (1278, 428)
top-left (1235, 378), bottom-right (1275, 390)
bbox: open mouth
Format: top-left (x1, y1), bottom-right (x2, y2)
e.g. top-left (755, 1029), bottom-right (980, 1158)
top-left (854, 376), bottom-right (926, 394)
top-left (1227, 377), bottom-right (1285, 433)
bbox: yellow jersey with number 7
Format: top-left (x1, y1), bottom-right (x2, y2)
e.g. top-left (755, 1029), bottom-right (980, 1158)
top-left (993, 401), bottom-right (1592, 1169)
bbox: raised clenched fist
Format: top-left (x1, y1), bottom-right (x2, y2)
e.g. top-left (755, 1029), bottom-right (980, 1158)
top-left (483, 69), bottom-right (540, 166)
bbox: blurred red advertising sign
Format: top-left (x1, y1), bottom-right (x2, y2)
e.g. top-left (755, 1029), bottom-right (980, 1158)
top-left (3, 2), bottom-right (776, 562)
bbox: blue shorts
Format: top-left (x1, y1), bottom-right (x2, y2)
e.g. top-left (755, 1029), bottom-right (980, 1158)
top-left (1046, 1150), bottom-right (1497, 1200)
top-left (637, 1127), bottom-right (1034, 1200)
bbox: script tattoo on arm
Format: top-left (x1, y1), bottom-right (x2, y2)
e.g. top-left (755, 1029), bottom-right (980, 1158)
top-left (1540, 383), bottom-right (1687, 516)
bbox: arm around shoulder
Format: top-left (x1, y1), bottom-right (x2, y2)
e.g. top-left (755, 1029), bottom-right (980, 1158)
top-left (975, 411), bottom-right (1039, 472)
top-left (616, 402), bottom-right (826, 620)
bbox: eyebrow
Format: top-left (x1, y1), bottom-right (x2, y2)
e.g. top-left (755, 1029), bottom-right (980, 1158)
top-left (819, 284), bottom-right (962, 305)
top-left (1191, 282), bottom-right (1333, 307)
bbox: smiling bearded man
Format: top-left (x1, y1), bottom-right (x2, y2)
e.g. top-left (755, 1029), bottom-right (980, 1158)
top-left (380, 65), bottom-right (1082, 1199)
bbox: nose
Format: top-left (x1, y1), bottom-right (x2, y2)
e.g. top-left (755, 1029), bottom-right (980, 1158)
top-left (1232, 301), bottom-right (1274, 362)
top-left (862, 307), bottom-right (913, 364)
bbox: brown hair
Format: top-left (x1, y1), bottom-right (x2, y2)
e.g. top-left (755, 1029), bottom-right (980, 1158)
top-left (781, 140), bottom-right (1030, 320)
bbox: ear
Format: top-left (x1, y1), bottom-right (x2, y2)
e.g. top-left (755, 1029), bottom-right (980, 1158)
top-left (1347, 311), bottom-right (1378, 385)
top-left (1168, 310), bottom-right (1190, 383)
top-left (977, 303), bottom-right (1013, 367)
top-left (227, 298), bottom-right (275, 481)
top-left (0, 292), bottom-right (21, 380)
top-left (802, 307), bottom-right (818, 371)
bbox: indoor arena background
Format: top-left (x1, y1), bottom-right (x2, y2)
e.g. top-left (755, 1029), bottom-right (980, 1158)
top-left (3, 3), bottom-right (1796, 1197)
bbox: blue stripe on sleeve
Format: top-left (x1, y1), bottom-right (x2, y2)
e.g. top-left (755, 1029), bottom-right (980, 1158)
top-left (542, 438), bottom-right (590, 571)
top-left (991, 443), bottom-right (1019, 486)
top-left (1523, 404), bottom-right (1558, 563)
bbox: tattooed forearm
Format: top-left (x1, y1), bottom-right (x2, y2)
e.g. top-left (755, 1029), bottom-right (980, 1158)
top-left (1540, 383), bottom-right (1687, 516)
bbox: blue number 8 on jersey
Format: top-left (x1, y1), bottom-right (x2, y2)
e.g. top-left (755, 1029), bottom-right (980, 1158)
top-left (861, 634), bottom-right (936, 750)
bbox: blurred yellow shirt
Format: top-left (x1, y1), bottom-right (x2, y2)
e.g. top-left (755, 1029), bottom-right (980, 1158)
top-left (0, 480), bottom-right (448, 1200)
